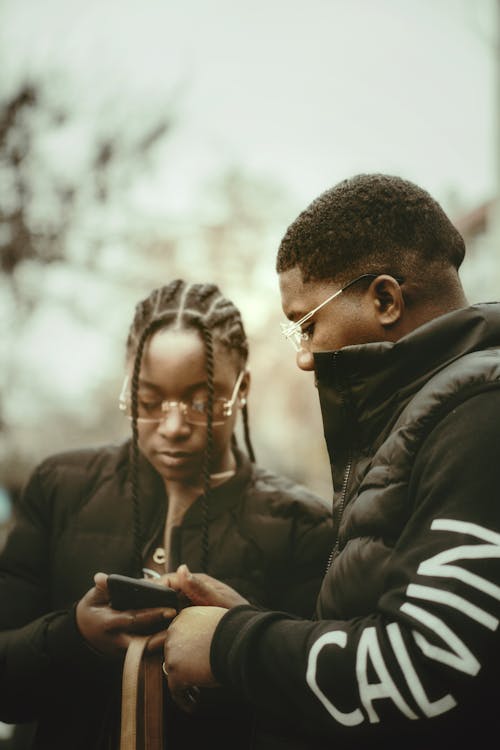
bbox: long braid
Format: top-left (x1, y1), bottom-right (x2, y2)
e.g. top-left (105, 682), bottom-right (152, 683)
top-left (130, 325), bottom-right (151, 575)
top-left (241, 404), bottom-right (255, 463)
top-left (130, 316), bottom-right (175, 574)
top-left (194, 320), bottom-right (215, 572)
top-left (125, 279), bottom-right (256, 576)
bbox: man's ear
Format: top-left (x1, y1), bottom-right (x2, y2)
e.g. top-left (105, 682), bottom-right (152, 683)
top-left (370, 275), bottom-right (404, 328)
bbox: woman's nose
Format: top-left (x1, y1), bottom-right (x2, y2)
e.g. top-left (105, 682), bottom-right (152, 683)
top-left (156, 405), bottom-right (191, 437)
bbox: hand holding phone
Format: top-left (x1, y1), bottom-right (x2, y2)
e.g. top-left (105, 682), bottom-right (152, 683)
top-left (107, 573), bottom-right (179, 611)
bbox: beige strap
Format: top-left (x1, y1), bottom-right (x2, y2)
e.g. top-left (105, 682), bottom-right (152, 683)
top-left (120, 635), bottom-right (165, 750)
top-left (142, 647), bottom-right (165, 749)
top-left (120, 636), bottom-right (149, 750)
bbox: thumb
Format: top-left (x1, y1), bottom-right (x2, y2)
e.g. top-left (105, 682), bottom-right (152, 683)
top-left (90, 572), bottom-right (111, 605)
top-left (94, 572), bottom-right (109, 594)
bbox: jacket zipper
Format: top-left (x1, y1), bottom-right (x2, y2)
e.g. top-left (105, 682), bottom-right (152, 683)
top-left (325, 455), bottom-right (352, 572)
top-left (324, 350), bottom-right (354, 571)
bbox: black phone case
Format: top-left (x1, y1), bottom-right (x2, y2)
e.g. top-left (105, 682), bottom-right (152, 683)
top-left (108, 574), bottom-right (178, 610)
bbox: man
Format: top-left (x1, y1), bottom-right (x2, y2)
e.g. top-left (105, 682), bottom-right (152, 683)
top-left (163, 174), bottom-right (500, 748)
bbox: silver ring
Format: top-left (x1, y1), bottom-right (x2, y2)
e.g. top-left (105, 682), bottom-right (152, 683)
top-left (162, 661), bottom-right (168, 678)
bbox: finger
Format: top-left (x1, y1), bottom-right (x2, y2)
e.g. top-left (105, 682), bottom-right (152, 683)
top-left (83, 579), bottom-right (111, 606)
top-left (88, 572), bottom-right (113, 606)
top-left (175, 565), bottom-right (216, 605)
top-left (121, 607), bottom-right (177, 632)
top-left (94, 572), bottom-right (109, 592)
top-left (157, 572), bottom-right (181, 589)
top-left (145, 629), bottom-right (170, 653)
top-left (176, 563), bottom-right (192, 580)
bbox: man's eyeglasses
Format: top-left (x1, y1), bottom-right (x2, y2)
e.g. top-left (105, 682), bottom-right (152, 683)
top-left (280, 273), bottom-right (403, 351)
top-left (119, 370), bottom-right (246, 426)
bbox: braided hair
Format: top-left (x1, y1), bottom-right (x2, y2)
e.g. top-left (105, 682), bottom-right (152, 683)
top-left (125, 280), bottom-right (255, 574)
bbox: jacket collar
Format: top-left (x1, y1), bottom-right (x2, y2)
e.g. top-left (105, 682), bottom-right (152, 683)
top-left (314, 303), bottom-right (500, 485)
top-left (128, 442), bottom-right (253, 535)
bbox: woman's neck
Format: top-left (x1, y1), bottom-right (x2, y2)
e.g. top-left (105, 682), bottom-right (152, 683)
top-left (163, 449), bottom-right (237, 498)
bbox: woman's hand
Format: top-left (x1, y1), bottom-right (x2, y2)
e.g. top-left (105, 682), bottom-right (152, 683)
top-left (75, 572), bottom-right (176, 658)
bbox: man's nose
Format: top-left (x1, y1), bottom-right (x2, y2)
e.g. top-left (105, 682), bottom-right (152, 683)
top-left (296, 348), bottom-right (315, 371)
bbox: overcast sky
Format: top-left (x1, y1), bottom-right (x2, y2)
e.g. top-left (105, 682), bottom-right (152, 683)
top-left (1, 0), bottom-right (498, 500)
top-left (1, 0), bottom-right (497, 219)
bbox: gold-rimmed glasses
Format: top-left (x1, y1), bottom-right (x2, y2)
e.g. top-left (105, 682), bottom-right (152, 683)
top-left (280, 273), bottom-right (403, 351)
top-left (118, 370), bottom-right (246, 426)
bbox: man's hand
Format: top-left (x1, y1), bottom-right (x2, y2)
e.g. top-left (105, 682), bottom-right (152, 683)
top-left (163, 605), bottom-right (227, 712)
top-left (160, 564), bottom-right (250, 608)
top-left (146, 565), bottom-right (249, 653)
top-left (75, 572), bottom-right (176, 658)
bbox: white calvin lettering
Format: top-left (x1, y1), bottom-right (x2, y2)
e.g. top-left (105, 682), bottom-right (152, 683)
top-left (417, 519), bottom-right (500, 603)
top-left (356, 627), bottom-right (418, 722)
top-left (306, 631), bottom-right (364, 726)
top-left (306, 519), bottom-right (499, 726)
top-left (386, 622), bottom-right (456, 717)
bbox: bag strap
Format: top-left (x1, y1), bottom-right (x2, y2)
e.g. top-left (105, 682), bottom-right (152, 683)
top-left (120, 635), bottom-right (165, 750)
top-left (142, 643), bottom-right (165, 749)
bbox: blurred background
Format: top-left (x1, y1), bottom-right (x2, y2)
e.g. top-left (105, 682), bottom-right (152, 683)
top-left (1, 0), bottom-right (500, 539)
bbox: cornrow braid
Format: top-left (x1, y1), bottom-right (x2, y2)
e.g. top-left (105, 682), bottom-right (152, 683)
top-left (193, 319), bottom-right (214, 572)
top-left (125, 279), bottom-right (255, 575)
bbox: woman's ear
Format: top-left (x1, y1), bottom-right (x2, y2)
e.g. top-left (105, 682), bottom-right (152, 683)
top-left (371, 275), bottom-right (404, 329)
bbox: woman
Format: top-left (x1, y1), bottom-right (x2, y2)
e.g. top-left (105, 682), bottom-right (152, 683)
top-left (0, 279), bottom-right (332, 749)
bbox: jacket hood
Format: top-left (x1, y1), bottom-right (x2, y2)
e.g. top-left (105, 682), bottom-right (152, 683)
top-left (313, 303), bottom-right (500, 492)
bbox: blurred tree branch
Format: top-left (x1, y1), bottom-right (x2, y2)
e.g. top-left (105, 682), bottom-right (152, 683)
top-left (0, 79), bottom-right (173, 281)
top-left (0, 78), bottom-right (174, 481)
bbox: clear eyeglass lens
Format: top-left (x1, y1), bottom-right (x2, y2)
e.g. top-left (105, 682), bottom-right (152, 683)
top-left (290, 329), bottom-right (309, 351)
top-left (280, 321), bottom-right (310, 352)
top-left (291, 332), bottom-right (301, 351)
top-left (122, 398), bottom-right (229, 425)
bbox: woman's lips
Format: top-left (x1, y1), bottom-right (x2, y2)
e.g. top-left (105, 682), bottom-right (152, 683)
top-left (156, 450), bottom-right (194, 468)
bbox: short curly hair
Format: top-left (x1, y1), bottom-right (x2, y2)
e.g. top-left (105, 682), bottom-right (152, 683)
top-left (276, 174), bottom-right (465, 284)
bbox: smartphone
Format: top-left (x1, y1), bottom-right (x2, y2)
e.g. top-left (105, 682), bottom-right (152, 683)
top-left (107, 573), bottom-right (179, 610)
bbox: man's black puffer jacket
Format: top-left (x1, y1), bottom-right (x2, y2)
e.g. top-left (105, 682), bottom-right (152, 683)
top-left (0, 445), bottom-right (332, 749)
top-left (211, 303), bottom-right (500, 749)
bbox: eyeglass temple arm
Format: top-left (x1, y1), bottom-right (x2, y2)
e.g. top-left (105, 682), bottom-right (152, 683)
top-left (281, 273), bottom-right (404, 339)
top-left (228, 369), bottom-right (247, 405)
top-left (118, 375), bottom-right (129, 407)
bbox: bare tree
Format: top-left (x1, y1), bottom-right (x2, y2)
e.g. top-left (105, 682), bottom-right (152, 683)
top-left (0, 79), bottom-right (173, 490)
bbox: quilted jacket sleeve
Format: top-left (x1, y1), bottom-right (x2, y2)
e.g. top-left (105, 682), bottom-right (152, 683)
top-left (0, 463), bottom-right (105, 722)
top-left (270, 496), bottom-right (333, 619)
top-left (210, 391), bottom-right (500, 746)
